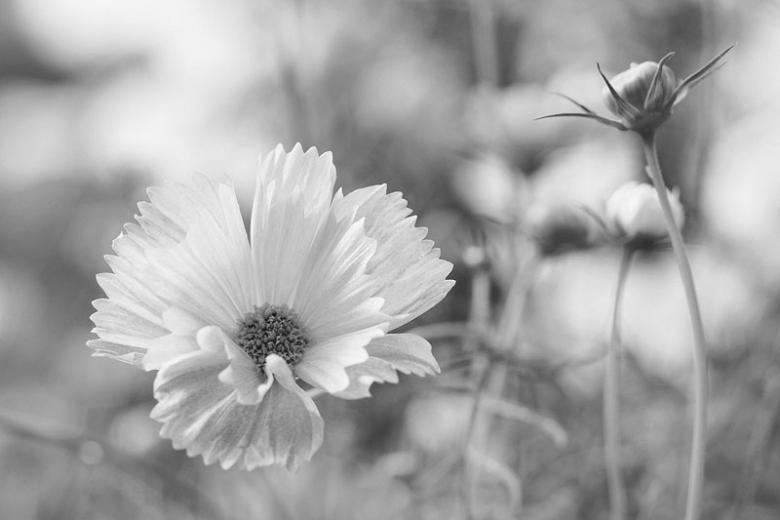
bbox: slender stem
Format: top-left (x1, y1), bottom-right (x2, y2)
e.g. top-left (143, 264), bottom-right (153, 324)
top-left (468, 0), bottom-right (498, 88)
top-left (604, 248), bottom-right (633, 520)
top-left (496, 249), bottom-right (537, 352)
top-left (463, 361), bottom-right (492, 520)
top-left (462, 267), bottom-right (492, 520)
top-left (642, 134), bottom-right (709, 520)
top-left (470, 269), bottom-right (491, 337)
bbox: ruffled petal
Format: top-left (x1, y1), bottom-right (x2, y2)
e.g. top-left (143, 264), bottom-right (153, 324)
top-left (90, 176), bottom-right (253, 366)
top-left (333, 334), bottom-right (440, 399)
top-left (331, 185), bottom-right (454, 328)
top-left (194, 325), bottom-right (273, 406)
top-left (249, 355), bottom-right (324, 471)
top-left (365, 333), bottom-right (440, 376)
top-left (141, 308), bottom-right (205, 370)
top-left (88, 298), bottom-right (165, 365)
top-left (250, 144), bottom-right (337, 307)
top-left (152, 351), bottom-right (323, 471)
top-left (334, 357), bottom-right (399, 400)
top-left (295, 326), bottom-right (383, 393)
top-left (218, 335), bottom-right (274, 406)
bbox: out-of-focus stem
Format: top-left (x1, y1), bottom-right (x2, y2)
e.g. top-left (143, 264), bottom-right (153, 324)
top-left (468, 0), bottom-right (498, 88)
top-left (462, 266), bottom-right (492, 520)
top-left (642, 134), bottom-right (708, 520)
top-left (470, 269), bottom-right (491, 336)
top-left (604, 248), bottom-right (632, 520)
top-left (496, 249), bottom-right (537, 351)
top-left (463, 361), bottom-right (492, 520)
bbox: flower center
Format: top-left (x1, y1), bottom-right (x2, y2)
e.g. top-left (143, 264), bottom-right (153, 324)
top-left (234, 304), bottom-right (309, 371)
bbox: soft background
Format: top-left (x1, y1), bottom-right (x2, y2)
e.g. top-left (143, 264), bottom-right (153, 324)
top-left (0, 0), bottom-right (778, 519)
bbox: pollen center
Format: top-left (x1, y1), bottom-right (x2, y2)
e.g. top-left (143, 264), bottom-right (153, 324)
top-left (234, 304), bottom-right (309, 371)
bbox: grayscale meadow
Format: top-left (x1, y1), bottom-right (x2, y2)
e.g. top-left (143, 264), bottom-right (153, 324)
top-left (0, 1), bottom-right (777, 520)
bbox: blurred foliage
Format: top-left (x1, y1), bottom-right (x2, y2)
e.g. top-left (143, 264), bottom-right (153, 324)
top-left (1, 0), bottom-right (779, 519)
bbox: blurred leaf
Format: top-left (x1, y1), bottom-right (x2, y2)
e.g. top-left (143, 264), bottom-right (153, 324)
top-left (466, 446), bottom-right (523, 515)
top-left (480, 395), bottom-right (568, 449)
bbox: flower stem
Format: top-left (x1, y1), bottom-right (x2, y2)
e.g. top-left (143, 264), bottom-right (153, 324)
top-left (468, 0), bottom-right (498, 88)
top-left (604, 247), bottom-right (632, 520)
top-left (462, 266), bottom-right (492, 520)
top-left (642, 134), bottom-right (709, 520)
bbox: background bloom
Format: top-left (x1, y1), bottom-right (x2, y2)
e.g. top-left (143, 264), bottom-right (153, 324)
top-left (89, 144), bottom-right (454, 470)
top-left (606, 181), bottom-right (685, 241)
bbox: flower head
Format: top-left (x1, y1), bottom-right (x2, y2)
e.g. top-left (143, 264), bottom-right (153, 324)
top-left (527, 203), bottom-right (601, 256)
top-left (606, 181), bottom-right (684, 245)
top-left (89, 144), bottom-right (454, 470)
top-left (536, 46), bottom-right (734, 135)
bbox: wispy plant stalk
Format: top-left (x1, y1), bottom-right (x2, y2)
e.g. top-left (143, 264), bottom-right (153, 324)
top-left (604, 248), bottom-right (633, 520)
top-left (462, 264), bottom-right (492, 520)
top-left (468, 0), bottom-right (498, 88)
top-left (642, 134), bottom-right (709, 520)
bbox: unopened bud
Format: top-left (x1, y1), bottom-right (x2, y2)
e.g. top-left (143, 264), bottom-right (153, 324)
top-left (606, 181), bottom-right (684, 242)
top-left (603, 61), bottom-right (678, 118)
top-left (537, 46), bottom-right (733, 135)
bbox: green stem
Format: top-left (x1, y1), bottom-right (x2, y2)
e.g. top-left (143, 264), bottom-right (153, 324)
top-left (642, 134), bottom-right (709, 520)
top-left (604, 248), bottom-right (633, 520)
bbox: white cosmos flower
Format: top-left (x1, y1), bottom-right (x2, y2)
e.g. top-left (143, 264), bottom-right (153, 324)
top-left (89, 144), bottom-right (454, 470)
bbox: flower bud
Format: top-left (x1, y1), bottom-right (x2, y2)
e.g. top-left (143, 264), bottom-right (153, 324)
top-left (602, 61), bottom-right (678, 132)
top-left (603, 62), bottom-right (677, 115)
top-left (527, 203), bottom-right (598, 256)
top-left (537, 46), bottom-right (733, 135)
top-left (606, 182), bottom-right (684, 242)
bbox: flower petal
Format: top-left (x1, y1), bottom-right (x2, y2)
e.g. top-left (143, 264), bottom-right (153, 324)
top-left (250, 144), bottom-right (336, 307)
top-left (333, 333), bottom-right (439, 399)
top-left (292, 211), bottom-right (390, 344)
top-left (332, 185), bottom-right (454, 328)
top-left (142, 335), bottom-right (198, 371)
top-left (334, 357), bottom-right (399, 400)
top-left (141, 308), bottom-right (207, 370)
top-left (88, 298), bottom-right (165, 365)
top-left (295, 326), bottom-right (382, 394)
top-left (250, 354), bottom-right (324, 471)
top-left (152, 351), bottom-right (323, 471)
top-left (365, 333), bottom-right (440, 376)
top-left (218, 336), bottom-right (273, 406)
top-left (91, 176), bottom-right (253, 366)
